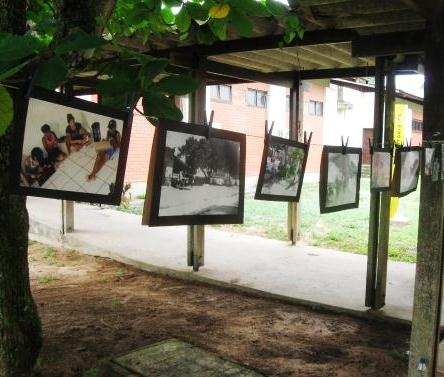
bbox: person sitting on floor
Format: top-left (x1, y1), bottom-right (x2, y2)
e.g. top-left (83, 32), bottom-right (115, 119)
top-left (65, 113), bottom-right (89, 153)
top-left (87, 119), bottom-right (121, 182)
top-left (41, 124), bottom-right (66, 163)
top-left (23, 147), bottom-right (54, 186)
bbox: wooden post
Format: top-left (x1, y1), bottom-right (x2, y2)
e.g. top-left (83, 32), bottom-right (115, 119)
top-left (365, 57), bottom-right (384, 308)
top-left (373, 64), bottom-right (395, 309)
top-left (409, 5), bottom-right (444, 375)
top-left (287, 81), bottom-right (302, 244)
top-left (187, 63), bottom-right (206, 271)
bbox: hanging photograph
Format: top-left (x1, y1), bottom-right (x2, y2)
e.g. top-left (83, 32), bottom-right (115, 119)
top-left (255, 135), bottom-right (310, 202)
top-left (423, 146), bottom-right (434, 176)
top-left (319, 146), bottom-right (362, 214)
top-left (441, 144), bottom-right (444, 181)
top-left (370, 147), bottom-right (392, 192)
top-left (143, 119), bottom-right (245, 226)
top-left (391, 146), bottom-right (421, 197)
top-left (10, 86), bottom-right (131, 205)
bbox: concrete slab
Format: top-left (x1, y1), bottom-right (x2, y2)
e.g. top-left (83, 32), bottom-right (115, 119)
top-left (106, 339), bottom-right (264, 377)
top-left (27, 196), bottom-right (417, 323)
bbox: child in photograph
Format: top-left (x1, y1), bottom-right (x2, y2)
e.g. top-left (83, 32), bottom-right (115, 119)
top-left (87, 119), bottom-right (121, 181)
top-left (23, 147), bottom-right (54, 186)
top-left (65, 113), bottom-right (89, 152)
top-left (41, 124), bottom-right (66, 163)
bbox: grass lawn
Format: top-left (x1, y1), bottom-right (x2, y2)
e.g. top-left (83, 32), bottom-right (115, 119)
top-left (122, 178), bottom-right (420, 263)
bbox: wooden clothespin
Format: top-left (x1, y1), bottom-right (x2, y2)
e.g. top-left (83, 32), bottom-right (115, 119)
top-left (204, 110), bottom-right (214, 139)
top-left (369, 138), bottom-right (374, 155)
top-left (264, 120), bottom-right (274, 143)
top-left (341, 135), bottom-right (349, 154)
top-left (25, 61), bottom-right (39, 99)
top-left (304, 131), bottom-right (313, 146)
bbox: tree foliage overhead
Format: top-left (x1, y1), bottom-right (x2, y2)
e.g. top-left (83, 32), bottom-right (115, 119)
top-left (0, 0), bottom-right (303, 134)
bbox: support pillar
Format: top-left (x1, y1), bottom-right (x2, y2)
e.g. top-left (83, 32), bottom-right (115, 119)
top-left (365, 57), bottom-right (384, 307)
top-left (373, 65), bottom-right (395, 309)
top-left (287, 81), bottom-right (302, 244)
top-left (409, 4), bottom-right (444, 375)
top-left (187, 64), bottom-right (206, 271)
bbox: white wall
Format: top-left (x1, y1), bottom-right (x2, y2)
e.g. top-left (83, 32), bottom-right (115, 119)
top-left (22, 98), bottom-right (123, 156)
top-left (323, 84), bottom-right (374, 148)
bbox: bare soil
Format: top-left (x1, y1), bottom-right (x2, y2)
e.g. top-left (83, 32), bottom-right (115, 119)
top-left (29, 242), bottom-right (410, 377)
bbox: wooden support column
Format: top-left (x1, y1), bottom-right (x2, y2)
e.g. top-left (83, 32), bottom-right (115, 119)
top-left (187, 64), bottom-right (206, 271)
top-left (409, 4), bottom-right (444, 375)
top-left (373, 64), bottom-right (395, 309)
top-left (287, 81), bottom-right (302, 244)
top-left (365, 57), bottom-right (384, 308)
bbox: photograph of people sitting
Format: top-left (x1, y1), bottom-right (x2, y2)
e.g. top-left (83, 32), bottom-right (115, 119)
top-left (65, 113), bottom-right (90, 152)
top-left (20, 96), bottom-right (124, 195)
top-left (87, 119), bottom-right (121, 181)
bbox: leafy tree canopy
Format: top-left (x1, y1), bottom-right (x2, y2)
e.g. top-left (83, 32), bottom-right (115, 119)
top-left (0, 0), bottom-right (303, 135)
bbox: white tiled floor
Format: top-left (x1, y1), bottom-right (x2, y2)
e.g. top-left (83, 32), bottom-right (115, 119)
top-left (41, 144), bottom-right (119, 195)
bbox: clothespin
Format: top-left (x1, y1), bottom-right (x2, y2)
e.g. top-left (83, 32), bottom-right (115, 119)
top-left (369, 138), bottom-right (374, 155)
top-left (304, 131), bottom-right (313, 146)
top-left (341, 136), bottom-right (349, 154)
top-left (265, 120), bottom-right (274, 143)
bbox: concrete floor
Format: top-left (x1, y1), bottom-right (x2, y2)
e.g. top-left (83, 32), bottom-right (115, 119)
top-left (27, 196), bottom-right (418, 323)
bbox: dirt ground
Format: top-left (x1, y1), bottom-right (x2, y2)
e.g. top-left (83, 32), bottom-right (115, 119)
top-left (29, 241), bottom-right (410, 377)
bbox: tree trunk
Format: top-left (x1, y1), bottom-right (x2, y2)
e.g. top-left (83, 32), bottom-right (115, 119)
top-left (0, 1), bottom-right (43, 376)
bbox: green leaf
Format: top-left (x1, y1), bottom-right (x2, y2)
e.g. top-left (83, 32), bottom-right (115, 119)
top-left (161, 7), bottom-right (175, 24)
top-left (0, 60), bottom-right (31, 81)
top-left (186, 3), bottom-right (209, 21)
top-left (162, 0), bottom-right (181, 6)
top-left (139, 59), bottom-right (169, 90)
top-left (229, 8), bottom-right (253, 37)
top-left (208, 19), bottom-right (227, 40)
top-left (286, 14), bottom-right (301, 29)
top-left (266, 0), bottom-right (288, 16)
top-left (55, 30), bottom-right (107, 55)
top-left (97, 77), bottom-right (139, 97)
top-left (230, 0), bottom-right (270, 17)
top-left (0, 85), bottom-right (13, 136)
top-left (176, 7), bottom-right (192, 33)
top-left (142, 92), bottom-right (182, 120)
top-left (34, 56), bottom-right (68, 89)
top-left (0, 34), bottom-right (43, 61)
top-left (101, 94), bottom-right (128, 111)
top-left (153, 75), bottom-right (197, 95)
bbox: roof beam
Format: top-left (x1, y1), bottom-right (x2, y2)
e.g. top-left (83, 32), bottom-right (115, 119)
top-left (352, 30), bottom-right (425, 57)
top-left (152, 29), bottom-right (355, 58)
top-left (300, 66), bottom-right (375, 79)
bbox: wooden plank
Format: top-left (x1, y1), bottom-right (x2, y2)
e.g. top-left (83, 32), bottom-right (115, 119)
top-left (365, 57), bottom-right (384, 308)
top-left (408, 3), bottom-right (444, 375)
top-left (300, 66), bottom-right (376, 79)
top-left (373, 66), bottom-right (395, 309)
top-left (187, 64), bottom-right (206, 271)
top-left (287, 85), bottom-right (302, 244)
top-left (352, 30), bottom-right (425, 57)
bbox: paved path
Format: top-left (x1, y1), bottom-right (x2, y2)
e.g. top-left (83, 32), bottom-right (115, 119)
top-left (27, 196), bottom-right (418, 323)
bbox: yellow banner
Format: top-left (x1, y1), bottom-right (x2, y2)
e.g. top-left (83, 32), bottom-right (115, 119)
top-left (390, 104), bottom-right (408, 219)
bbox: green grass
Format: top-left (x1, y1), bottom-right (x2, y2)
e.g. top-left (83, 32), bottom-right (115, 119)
top-left (118, 179), bottom-right (420, 263)
top-left (38, 275), bottom-right (61, 284)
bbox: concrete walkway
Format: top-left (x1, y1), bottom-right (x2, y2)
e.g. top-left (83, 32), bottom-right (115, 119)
top-left (27, 196), bottom-right (417, 323)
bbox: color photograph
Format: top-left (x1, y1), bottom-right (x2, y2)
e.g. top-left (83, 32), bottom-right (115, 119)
top-left (255, 136), bottom-right (309, 202)
top-left (12, 88), bottom-right (130, 204)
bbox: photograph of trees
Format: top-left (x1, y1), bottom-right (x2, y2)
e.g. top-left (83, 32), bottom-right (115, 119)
top-left (159, 130), bottom-right (241, 217)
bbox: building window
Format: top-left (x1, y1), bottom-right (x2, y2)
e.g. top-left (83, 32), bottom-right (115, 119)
top-left (246, 88), bottom-right (267, 108)
top-left (210, 85), bottom-right (231, 102)
top-left (309, 100), bottom-right (323, 116)
top-left (412, 119), bottom-right (423, 131)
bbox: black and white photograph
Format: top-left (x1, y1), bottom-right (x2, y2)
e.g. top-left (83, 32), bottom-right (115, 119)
top-left (255, 136), bottom-right (309, 202)
top-left (423, 147), bottom-right (434, 176)
top-left (319, 146), bottom-right (362, 214)
top-left (143, 120), bottom-right (245, 226)
top-left (370, 148), bottom-right (392, 192)
top-left (392, 147), bottom-right (421, 197)
top-left (11, 87), bottom-right (131, 205)
top-left (441, 144), bottom-right (444, 180)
